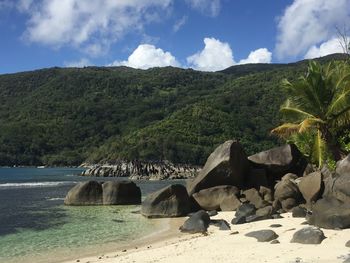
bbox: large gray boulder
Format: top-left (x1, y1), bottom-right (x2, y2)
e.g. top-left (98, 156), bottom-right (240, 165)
top-left (141, 184), bottom-right (191, 218)
top-left (323, 155), bottom-right (350, 203)
top-left (192, 185), bottom-right (239, 211)
top-left (102, 181), bottom-right (141, 205)
top-left (64, 181), bottom-right (103, 205)
top-left (187, 140), bottom-right (250, 195)
top-left (248, 144), bottom-right (307, 181)
top-left (274, 173), bottom-right (301, 211)
top-left (298, 171), bottom-right (322, 208)
top-left (308, 197), bottom-right (350, 229)
top-left (179, 210), bottom-right (211, 233)
top-left (291, 227), bottom-right (326, 244)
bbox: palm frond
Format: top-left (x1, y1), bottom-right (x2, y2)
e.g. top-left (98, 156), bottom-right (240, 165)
top-left (280, 100), bottom-right (316, 121)
top-left (271, 123), bottom-right (300, 138)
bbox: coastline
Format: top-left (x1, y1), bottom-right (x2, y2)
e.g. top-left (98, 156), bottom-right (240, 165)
top-left (63, 212), bottom-right (350, 263)
top-left (61, 216), bottom-right (187, 263)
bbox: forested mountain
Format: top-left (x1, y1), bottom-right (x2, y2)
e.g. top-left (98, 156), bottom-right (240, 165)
top-left (0, 54), bottom-right (346, 166)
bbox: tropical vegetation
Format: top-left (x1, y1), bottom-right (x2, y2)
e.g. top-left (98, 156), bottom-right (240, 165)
top-left (0, 54), bottom-right (348, 166)
top-left (272, 60), bottom-right (350, 167)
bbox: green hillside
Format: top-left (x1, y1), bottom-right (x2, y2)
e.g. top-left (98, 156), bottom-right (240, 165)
top-left (0, 54), bottom-right (345, 166)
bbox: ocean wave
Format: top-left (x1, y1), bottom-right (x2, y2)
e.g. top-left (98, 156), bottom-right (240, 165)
top-left (0, 181), bottom-right (76, 189)
top-left (46, 197), bottom-right (65, 201)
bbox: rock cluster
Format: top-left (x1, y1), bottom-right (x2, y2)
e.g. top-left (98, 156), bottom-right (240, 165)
top-left (139, 139), bottom-right (350, 234)
top-left (65, 139), bottom-right (350, 238)
top-left (81, 160), bottom-right (199, 180)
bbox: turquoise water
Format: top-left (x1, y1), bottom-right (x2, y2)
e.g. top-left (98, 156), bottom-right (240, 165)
top-left (0, 168), bottom-right (181, 263)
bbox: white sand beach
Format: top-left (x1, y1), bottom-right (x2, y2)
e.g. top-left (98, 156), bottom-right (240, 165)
top-left (63, 212), bottom-right (350, 263)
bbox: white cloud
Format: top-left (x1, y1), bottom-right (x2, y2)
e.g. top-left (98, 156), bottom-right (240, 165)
top-left (185, 0), bottom-right (221, 17)
top-left (110, 44), bottom-right (180, 70)
top-left (187, 38), bottom-right (234, 71)
top-left (18, 0), bottom-right (172, 56)
top-left (173, 16), bottom-right (188, 32)
top-left (239, 48), bottom-right (272, 64)
top-left (187, 37), bottom-right (272, 71)
top-left (276, 0), bottom-right (350, 59)
top-left (64, 58), bottom-right (92, 68)
top-left (304, 38), bottom-right (347, 59)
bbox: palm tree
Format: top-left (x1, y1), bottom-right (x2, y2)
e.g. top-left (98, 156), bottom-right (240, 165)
top-left (271, 60), bottom-right (350, 167)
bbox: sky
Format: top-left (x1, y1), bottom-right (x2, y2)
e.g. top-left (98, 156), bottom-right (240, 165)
top-left (0, 0), bottom-right (349, 74)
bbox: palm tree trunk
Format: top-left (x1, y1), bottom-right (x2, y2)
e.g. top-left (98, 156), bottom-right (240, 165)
top-left (322, 128), bottom-right (346, 161)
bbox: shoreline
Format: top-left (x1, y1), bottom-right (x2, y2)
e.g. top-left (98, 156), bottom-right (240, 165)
top-left (61, 216), bottom-right (187, 263)
top-left (62, 212), bottom-right (350, 263)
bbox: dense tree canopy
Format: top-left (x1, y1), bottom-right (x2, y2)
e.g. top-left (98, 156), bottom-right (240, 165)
top-left (0, 54), bottom-right (346, 166)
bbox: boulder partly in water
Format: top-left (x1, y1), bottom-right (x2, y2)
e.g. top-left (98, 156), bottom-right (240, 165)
top-left (141, 184), bottom-right (191, 218)
top-left (64, 181), bottom-right (103, 205)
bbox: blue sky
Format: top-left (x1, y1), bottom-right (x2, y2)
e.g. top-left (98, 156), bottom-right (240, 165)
top-left (0, 0), bottom-right (349, 74)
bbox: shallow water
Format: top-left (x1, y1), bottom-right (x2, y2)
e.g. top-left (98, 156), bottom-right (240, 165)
top-left (0, 168), bottom-right (183, 262)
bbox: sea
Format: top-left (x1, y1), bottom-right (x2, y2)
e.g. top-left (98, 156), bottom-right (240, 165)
top-left (0, 167), bottom-right (181, 263)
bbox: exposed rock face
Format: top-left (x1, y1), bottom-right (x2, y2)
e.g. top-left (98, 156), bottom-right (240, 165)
top-left (256, 206), bottom-right (274, 218)
top-left (274, 173), bottom-right (301, 211)
top-left (248, 144), bottom-right (307, 182)
top-left (235, 203), bottom-right (256, 218)
top-left (291, 227), bottom-right (326, 244)
top-left (192, 185), bottom-right (239, 211)
top-left (245, 230), bottom-right (278, 242)
top-left (292, 206), bottom-right (307, 218)
top-left (141, 184), bottom-right (191, 218)
top-left (220, 195), bottom-right (241, 211)
top-left (323, 155), bottom-right (350, 204)
top-left (81, 160), bottom-right (199, 180)
top-left (259, 186), bottom-right (273, 202)
top-left (232, 203), bottom-right (257, 225)
top-left (298, 171), bottom-right (322, 208)
top-left (64, 181), bottom-right (103, 205)
top-left (245, 168), bottom-right (269, 189)
top-left (210, 219), bottom-right (231, 230)
top-left (243, 188), bottom-right (268, 209)
top-left (102, 181), bottom-right (141, 205)
top-left (308, 197), bottom-right (350, 229)
top-left (187, 140), bottom-right (250, 195)
top-left (336, 155), bottom-right (350, 177)
top-left (179, 210), bottom-right (210, 233)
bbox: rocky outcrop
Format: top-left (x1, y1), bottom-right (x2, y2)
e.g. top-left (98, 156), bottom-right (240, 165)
top-left (298, 171), bottom-right (322, 208)
top-left (192, 185), bottom-right (240, 211)
top-left (242, 188), bottom-right (269, 209)
top-left (187, 140), bottom-right (250, 196)
top-left (308, 197), bottom-right (350, 229)
top-left (102, 181), bottom-right (141, 205)
top-left (248, 144), bottom-right (307, 183)
top-left (274, 173), bottom-right (301, 211)
top-left (81, 160), bottom-right (200, 180)
top-left (179, 210), bottom-right (211, 233)
top-left (291, 227), bottom-right (326, 244)
top-left (141, 184), bottom-right (191, 218)
top-left (64, 181), bottom-right (103, 205)
top-left (323, 155), bottom-right (350, 203)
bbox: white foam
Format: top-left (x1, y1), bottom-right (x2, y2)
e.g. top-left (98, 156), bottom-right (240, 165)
top-left (0, 181), bottom-right (76, 189)
top-left (47, 197), bottom-right (65, 201)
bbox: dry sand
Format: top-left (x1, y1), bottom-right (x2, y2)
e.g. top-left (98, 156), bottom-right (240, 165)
top-left (63, 212), bottom-right (350, 263)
